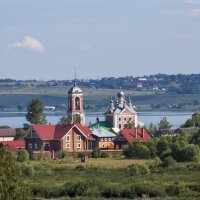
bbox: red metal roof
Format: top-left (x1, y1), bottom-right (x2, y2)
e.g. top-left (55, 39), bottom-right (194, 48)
top-left (31, 124), bottom-right (94, 140)
top-left (0, 128), bottom-right (17, 137)
top-left (76, 124), bottom-right (94, 140)
top-left (120, 128), bottom-right (151, 142)
top-left (0, 140), bottom-right (25, 153)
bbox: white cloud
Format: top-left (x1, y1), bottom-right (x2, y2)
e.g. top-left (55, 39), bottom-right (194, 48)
top-left (8, 36), bottom-right (44, 53)
top-left (188, 9), bottom-right (200, 16)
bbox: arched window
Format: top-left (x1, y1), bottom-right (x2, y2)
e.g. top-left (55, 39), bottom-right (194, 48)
top-left (75, 97), bottom-right (80, 110)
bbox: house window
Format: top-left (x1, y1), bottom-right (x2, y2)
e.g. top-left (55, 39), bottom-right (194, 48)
top-left (66, 143), bottom-right (70, 149)
top-left (129, 117), bottom-right (132, 121)
top-left (119, 118), bottom-right (121, 121)
top-left (119, 124), bottom-right (121, 129)
top-left (34, 143), bottom-right (37, 149)
top-left (77, 135), bottom-right (81, 141)
top-left (108, 138), bottom-right (111, 141)
top-left (124, 117), bottom-right (126, 121)
top-left (28, 143), bottom-right (32, 150)
top-left (104, 138), bottom-right (107, 142)
top-left (77, 143), bottom-right (81, 149)
top-left (100, 138), bottom-right (103, 141)
top-left (66, 135), bottom-right (70, 142)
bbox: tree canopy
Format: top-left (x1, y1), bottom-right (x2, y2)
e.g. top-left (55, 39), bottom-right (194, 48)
top-left (158, 117), bottom-right (172, 129)
top-left (181, 112), bottom-right (200, 128)
top-left (0, 148), bottom-right (29, 199)
top-left (26, 98), bottom-right (47, 124)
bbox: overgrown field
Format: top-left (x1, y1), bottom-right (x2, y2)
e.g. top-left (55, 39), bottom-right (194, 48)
top-left (21, 158), bottom-right (200, 199)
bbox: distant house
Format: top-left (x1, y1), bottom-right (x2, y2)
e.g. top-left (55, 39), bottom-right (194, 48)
top-left (0, 128), bottom-right (17, 141)
top-left (0, 140), bottom-right (25, 153)
top-left (153, 129), bottom-right (175, 138)
top-left (91, 128), bottom-right (116, 150)
top-left (114, 128), bottom-right (151, 149)
top-left (174, 128), bottom-right (199, 136)
top-left (24, 124), bottom-right (94, 158)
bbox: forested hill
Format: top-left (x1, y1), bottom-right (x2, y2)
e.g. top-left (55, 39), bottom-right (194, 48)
top-left (1, 73), bottom-right (200, 94)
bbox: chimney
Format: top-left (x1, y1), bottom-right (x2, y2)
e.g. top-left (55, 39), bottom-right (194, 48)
top-left (135, 128), bottom-right (137, 138)
top-left (142, 128), bottom-right (144, 138)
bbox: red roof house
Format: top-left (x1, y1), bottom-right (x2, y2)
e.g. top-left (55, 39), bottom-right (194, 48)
top-left (0, 140), bottom-right (25, 153)
top-left (24, 124), bottom-right (94, 156)
top-left (114, 128), bottom-right (151, 149)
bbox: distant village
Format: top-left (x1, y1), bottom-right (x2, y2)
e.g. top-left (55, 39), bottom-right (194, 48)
top-left (0, 79), bottom-right (199, 158)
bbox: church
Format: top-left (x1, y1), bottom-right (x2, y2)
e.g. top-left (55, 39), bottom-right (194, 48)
top-left (24, 79), bottom-right (148, 157)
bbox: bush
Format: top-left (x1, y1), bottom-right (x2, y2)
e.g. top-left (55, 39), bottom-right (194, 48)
top-left (92, 148), bottom-right (101, 158)
top-left (162, 156), bottom-right (176, 168)
top-left (17, 149), bottom-right (29, 162)
top-left (21, 163), bottom-right (34, 176)
top-left (58, 150), bottom-right (68, 159)
top-left (128, 164), bottom-right (150, 176)
top-left (123, 141), bottom-right (151, 159)
top-left (165, 182), bottom-right (180, 196)
top-left (101, 151), bottom-right (109, 158)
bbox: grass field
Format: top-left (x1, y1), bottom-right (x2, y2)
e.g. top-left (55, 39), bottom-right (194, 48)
top-left (21, 158), bottom-right (200, 199)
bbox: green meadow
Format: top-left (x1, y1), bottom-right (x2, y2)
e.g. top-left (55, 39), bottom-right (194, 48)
top-left (21, 158), bottom-right (200, 199)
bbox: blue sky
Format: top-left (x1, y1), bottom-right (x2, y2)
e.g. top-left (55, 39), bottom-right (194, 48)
top-left (0, 0), bottom-right (200, 80)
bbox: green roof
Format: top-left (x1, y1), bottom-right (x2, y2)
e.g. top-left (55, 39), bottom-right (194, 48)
top-left (92, 121), bottom-right (112, 131)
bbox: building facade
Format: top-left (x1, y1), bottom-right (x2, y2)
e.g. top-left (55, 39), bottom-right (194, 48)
top-left (104, 90), bottom-right (138, 130)
top-left (24, 124), bottom-right (94, 156)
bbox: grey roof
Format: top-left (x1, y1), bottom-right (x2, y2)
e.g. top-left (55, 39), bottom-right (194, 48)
top-left (91, 128), bottom-right (116, 138)
top-left (174, 128), bottom-right (199, 135)
top-left (0, 128), bottom-right (17, 137)
top-left (68, 86), bottom-right (82, 94)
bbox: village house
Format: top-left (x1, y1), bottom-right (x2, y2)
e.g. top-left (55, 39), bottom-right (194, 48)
top-left (91, 128), bottom-right (116, 150)
top-left (0, 128), bottom-right (17, 141)
top-left (24, 124), bottom-right (94, 157)
top-left (0, 140), bottom-right (25, 153)
top-left (114, 128), bottom-right (151, 149)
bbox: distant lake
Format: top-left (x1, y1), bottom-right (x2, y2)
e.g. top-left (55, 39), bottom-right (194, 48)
top-left (0, 111), bottom-right (193, 128)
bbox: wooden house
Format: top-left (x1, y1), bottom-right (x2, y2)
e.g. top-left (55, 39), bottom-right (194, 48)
top-left (24, 124), bottom-right (94, 157)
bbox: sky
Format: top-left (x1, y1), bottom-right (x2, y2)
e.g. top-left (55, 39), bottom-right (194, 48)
top-left (0, 0), bottom-right (200, 80)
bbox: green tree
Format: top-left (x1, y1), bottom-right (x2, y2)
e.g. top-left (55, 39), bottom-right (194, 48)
top-left (148, 122), bottom-right (157, 136)
top-left (17, 149), bottom-right (29, 162)
top-left (181, 112), bottom-right (200, 128)
top-left (26, 98), bottom-right (47, 124)
top-left (58, 114), bottom-right (81, 124)
top-left (0, 148), bottom-right (29, 199)
top-left (14, 129), bottom-right (26, 140)
top-left (158, 117), bottom-right (172, 129)
top-left (190, 130), bottom-right (200, 146)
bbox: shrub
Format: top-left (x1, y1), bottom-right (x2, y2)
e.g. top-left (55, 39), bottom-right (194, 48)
top-left (128, 164), bottom-right (150, 176)
top-left (21, 163), bottom-right (34, 176)
top-left (58, 150), bottom-right (68, 159)
top-left (17, 149), bottom-right (29, 162)
top-left (165, 182), bottom-right (180, 196)
top-left (162, 156), bottom-right (176, 168)
top-left (92, 148), bottom-right (101, 158)
top-left (101, 151), bottom-right (109, 158)
top-left (75, 165), bottom-right (85, 171)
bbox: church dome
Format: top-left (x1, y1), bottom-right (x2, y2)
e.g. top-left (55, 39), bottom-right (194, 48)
top-left (68, 80), bottom-right (82, 94)
top-left (117, 90), bottom-right (124, 97)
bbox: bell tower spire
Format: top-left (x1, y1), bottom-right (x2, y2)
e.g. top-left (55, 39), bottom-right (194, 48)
top-left (67, 67), bottom-right (85, 125)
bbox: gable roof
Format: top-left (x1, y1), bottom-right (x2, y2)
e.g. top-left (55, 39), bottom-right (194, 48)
top-left (0, 140), bottom-right (25, 153)
top-left (153, 129), bottom-right (175, 138)
top-left (174, 128), bottom-right (199, 135)
top-left (0, 128), bottom-right (17, 137)
top-left (115, 128), bottom-right (151, 142)
top-left (30, 124), bottom-right (94, 140)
